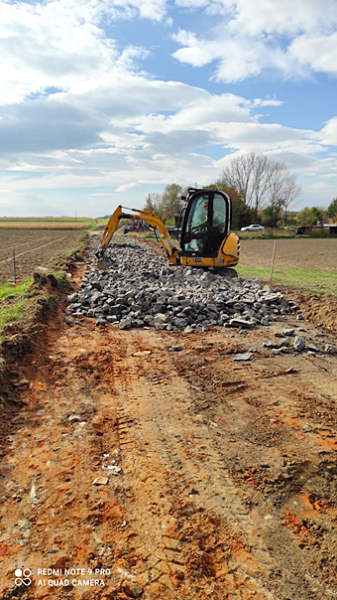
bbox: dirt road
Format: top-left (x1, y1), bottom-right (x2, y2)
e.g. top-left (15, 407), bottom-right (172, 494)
top-left (1, 268), bottom-right (337, 599)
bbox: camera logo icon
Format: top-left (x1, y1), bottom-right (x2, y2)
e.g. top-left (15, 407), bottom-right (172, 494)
top-left (15, 568), bottom-right (32, 586)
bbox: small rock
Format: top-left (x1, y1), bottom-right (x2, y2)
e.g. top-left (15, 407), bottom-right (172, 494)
top-left (262, 341), bottom-right (278, 349)
top-left (184, 326), bottom-right (194, 334)
top-left (169, 346), bottom-right (182, 352)
top-left (233, 352), bottom-right (252, 362)
top-left (13, 379), bottom-right (29, 388)
top-left (279, 337), bottom-right (291, 347)
top-left (67, 292), bottom-right (78, 303)
top-left (307, 345), bottom-right (319, 353)
top-left (123, 582), bottom-right (144, 598)
top-left (106, 315), bottom-right (118, 323)
top-left (229, 318), bottom-right (255, 328)
top-left (283, 328), bottom-right (295, 337)
top-left (93, 477), bottom-right (108, 486)
top-left (325, 344), bottom-right (337, 355)
top-left (96, 317), bottom-right (107, 326)
top-left (132, 351), bottom-right (152, 357)
top-left (294, 336), bottom-right (306, 352)
top-left (272, 349), bottom-right (282, 356)
top-left (64, 317), bottom-right (73, 325)
top-left (105, 465), bottom-right (121, 474)
top-left (119, 317), bottom-right (132, 330)
top-left (68, 415), bottom-right (82, 422)
top-left (296, 314), bottom-right (305, 321)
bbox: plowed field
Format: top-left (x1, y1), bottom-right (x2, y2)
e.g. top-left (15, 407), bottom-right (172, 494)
top-left (239, 238), bottom-right (337, 271)
top-left (0, 230), bottom-right (84, 283)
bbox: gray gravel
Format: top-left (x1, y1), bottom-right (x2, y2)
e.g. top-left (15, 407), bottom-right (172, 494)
top-left (66, 238), bottom-right (299, 331)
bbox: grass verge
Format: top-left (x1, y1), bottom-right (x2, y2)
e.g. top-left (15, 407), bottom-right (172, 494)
top-left (0, 279), bottom-right (33, 302)
top-left (237, 265), bottom-right (337, 296)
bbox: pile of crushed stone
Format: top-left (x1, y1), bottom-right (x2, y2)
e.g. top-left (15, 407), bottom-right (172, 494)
top-left (65, 238), bottom-right (300, 332)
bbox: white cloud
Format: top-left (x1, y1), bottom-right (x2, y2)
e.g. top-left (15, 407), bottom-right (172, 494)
top-left (0, 0), bottom-right (337, 215)
top-left (310, 181), bottom-right (330, 189)
top-left (115, 182), bottom-right (140, 192)
top-left (172, 0), bottom-right (337, 81)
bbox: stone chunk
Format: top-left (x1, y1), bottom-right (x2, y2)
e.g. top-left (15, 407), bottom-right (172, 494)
top-left (233, 352), bottom-right (252, 361)
top-left (119, 317), bottom-right (132, 330)
top-left (229, 318), bottom-right (255, 328)
top-left (325, 344), bottom-right (337, 355)
top-left (123, 582), bottom-right (144, 598)
top-left (93, 477), bottom-right (108, 486)
top-left (294, 336), bottom-right (306, 352)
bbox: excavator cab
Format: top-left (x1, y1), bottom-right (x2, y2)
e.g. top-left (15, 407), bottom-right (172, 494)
top-left (180, 189), bottom-right (230, 257)
top-left (178, 188), bottom-right (239, 268)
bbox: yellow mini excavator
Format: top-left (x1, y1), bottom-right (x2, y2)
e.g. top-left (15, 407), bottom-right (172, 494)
top-left (97, 188), bottom-right (240, 271)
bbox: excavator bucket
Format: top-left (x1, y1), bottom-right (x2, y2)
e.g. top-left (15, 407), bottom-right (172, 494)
top-left (96, 205), bottom-right (123, 269)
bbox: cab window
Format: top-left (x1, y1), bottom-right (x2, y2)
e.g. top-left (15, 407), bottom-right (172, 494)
top-left (212, 193), bottom-right (227, 234)
top-left (186, 194), bottom-right (209, 234)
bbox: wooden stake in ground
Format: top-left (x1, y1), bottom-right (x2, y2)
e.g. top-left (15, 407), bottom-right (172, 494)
top-left (13, 248), bottom-right (16, 285)
top-left (269, 239), bottom-right (277, 281)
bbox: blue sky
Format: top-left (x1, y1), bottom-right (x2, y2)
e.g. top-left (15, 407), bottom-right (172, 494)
top-left (1, 0), bottom-right (337, 217)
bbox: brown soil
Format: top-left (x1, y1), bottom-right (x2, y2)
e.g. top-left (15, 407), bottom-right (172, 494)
top-left (1, 260), bottom-right (337, 599)
top-left (0, 230), bottom-right (84, 283)
top-left (288, 291), bottom-right (337, 335)
top-left (239, 238), bottom-right (337, 271)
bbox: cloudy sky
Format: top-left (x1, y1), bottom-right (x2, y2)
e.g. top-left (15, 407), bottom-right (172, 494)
top-left (1, 0), bottom-right (337, 217)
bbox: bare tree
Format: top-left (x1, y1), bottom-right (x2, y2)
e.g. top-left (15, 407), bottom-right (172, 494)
top-left (220, 153), bottom-right (274, 215)
top-left (221, 153), bottom-right (255, 205)
top-left (267, 163), bottom-right (302, 225)
top-left (220, 153), bottom-right (301, 220)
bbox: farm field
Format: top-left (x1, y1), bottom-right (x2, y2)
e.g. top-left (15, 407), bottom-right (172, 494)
top-left (0, 229), bottom-right (85, 283)
top-left (239, 238), bottom-right (337, 271)
top-left (0, 218), bottom-right (92, 229)
top-left (237, 237), bottom-right (337, 295)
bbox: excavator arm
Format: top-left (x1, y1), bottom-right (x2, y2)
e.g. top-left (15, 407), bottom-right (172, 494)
top-left (98, 206), bottom-right (180, 265)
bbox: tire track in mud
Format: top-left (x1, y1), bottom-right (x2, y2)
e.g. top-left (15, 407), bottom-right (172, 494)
top-left (111, 329), bottom-right (337, 600)
top-left (113, 332), bottom-right (277, 599)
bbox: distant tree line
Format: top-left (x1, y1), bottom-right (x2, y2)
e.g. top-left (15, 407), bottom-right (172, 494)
top-left (143, 153), bottom-right (336, 230)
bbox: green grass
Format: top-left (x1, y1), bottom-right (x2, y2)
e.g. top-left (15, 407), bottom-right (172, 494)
top-left (0, 279), bottom-right (33, 301)
top-left (0, 296), bottom-right (30, 334)
top-left (236, 265), bottom-right (337, 295)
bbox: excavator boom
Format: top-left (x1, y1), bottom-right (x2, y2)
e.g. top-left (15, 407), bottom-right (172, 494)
top-left (98, 205), bottom-right (179, 264)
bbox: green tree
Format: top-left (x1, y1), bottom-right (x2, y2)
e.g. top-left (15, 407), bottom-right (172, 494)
top-left (262, 205), bottom-right (281, 228)
top-left (327, 198), bottom-right (337, 222)
top-left (143, 192), bottom-right (161, 214)
top-left (297, 207), bottom-right (324, 226)
top-left (160, 184), bottom-right (183, 221)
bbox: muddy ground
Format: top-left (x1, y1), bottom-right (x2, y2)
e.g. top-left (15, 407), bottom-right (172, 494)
top-left (1, 255), bottom-right (337, 600)
top-left (0, 230), bottom-right (84, 283)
